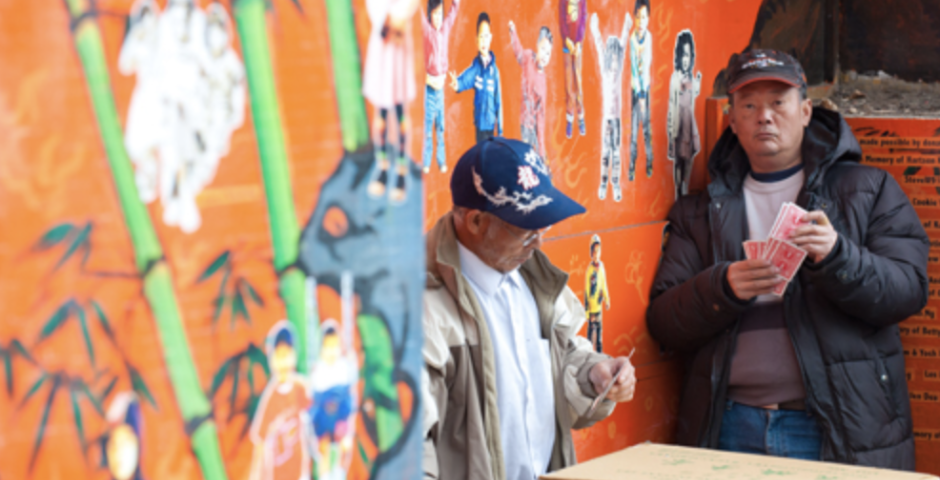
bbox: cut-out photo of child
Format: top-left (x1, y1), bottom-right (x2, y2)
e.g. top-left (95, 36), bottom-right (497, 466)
top-left (421, 0), bottom-right (459, 175)
top-left (628, 0), bottom-right (653, 181)
top-left (508, 21), bottom-right (552, 161)
top-left (248, 321), bottom-right (312, 480)
top-left (450, 12), bottom-right (503, 143)
top-left (309, 318), bottom-right (359, 480)
top-left (364, 0), bottom-right (420, 204)
top-left (589, 11), bottom-right (632, 202)
top-left (584, 234), bottom-right (609, 353)
top-left (666, 29), bottom-right (701, 199)
top-left (559, 0), bottom-right (587, 138)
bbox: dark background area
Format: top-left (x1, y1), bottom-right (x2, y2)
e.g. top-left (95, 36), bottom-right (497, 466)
top-left (713, 0), bottom-right (940, 95)
top-left (840, 0), bottom-right (940, 83)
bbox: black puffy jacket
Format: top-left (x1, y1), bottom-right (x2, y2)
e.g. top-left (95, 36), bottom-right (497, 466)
top-left (647, 108), bottom-right (929, 469)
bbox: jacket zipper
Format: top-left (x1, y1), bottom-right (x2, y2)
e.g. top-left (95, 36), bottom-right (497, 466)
top-left (785, 195), bottom-right (846, 463)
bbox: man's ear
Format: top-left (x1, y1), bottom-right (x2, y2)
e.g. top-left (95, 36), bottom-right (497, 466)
top-left (801, 97), bottom-right (813, 127)
top-left (464, 210), bottom-right (485, 236)
top-left (728, 104), bottom-right (738, 135)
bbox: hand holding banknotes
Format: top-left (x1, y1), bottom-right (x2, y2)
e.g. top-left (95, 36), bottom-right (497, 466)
top-left (789, 211), bottom-right (838, 263)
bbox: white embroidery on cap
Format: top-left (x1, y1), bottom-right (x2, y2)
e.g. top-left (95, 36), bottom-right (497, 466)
top-left (473, 168), bottom-right (553, 214)
top-left (517, 166), bottom-right (540, 190)
top-left (742, 57), bottom-right (785, 70)
top-left (524, 149), bottom-right (549, 176)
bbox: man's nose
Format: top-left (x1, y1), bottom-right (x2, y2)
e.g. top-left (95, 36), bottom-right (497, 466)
top-left (757, 106), bottom-right (774, 123)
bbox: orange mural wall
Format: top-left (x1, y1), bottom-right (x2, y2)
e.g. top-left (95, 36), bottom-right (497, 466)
top-left (843, 117), bottom-right (940, 476)
top-left (0, 0), bottom-right (778, 479)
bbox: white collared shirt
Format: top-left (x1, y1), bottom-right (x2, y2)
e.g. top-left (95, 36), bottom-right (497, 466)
top-left (457, 242), bottom-right (556, 480)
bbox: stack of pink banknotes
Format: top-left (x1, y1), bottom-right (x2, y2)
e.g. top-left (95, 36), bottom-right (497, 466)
top-left (743, 202), bottom-right (810, 296)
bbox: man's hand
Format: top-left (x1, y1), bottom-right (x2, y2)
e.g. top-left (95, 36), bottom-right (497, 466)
top-left (448, 70), bottom-right (458, 91)
top-left (589, 356), bottom-right (636, 402)
top-left (508, 20), bottom-right (515, 34)
top-left (727, 259), bottom-right (784, 301)
top-left (790, 211), bottom-right (838, 263)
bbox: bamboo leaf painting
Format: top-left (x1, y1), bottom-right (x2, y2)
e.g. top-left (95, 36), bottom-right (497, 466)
top-left (53, 222), bottom-right (92, 271)
top-left (210, 359), bottom-right (232, 397)
top-left (198, 251), bottom-right (231, 284)
top-left (128, 366), bottom-right (156, 409)
top-left (74, 304), bottom-right (96, 367)
top-left (69, 387), bottom-right (86, 450)
top-left (38, 302), bottom-right (72, 342)
top-left (28, 375), bottom-right (61, 473)
top-left (20, 373), bottom-right (48, 408)
top-left (33, 223), bottom-right (75, 252)
top-left (89, 300), bottom-right (113, 339)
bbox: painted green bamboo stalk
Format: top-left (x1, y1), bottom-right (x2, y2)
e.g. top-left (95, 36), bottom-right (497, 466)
top-left (324, 0), bottom-right (370, 152)
top-left (63, 3), bottom-right (228, 479)
top-left (232, 0), bottom-right (310, 373)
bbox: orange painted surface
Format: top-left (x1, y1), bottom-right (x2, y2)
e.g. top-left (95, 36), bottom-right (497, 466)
top-left (842, 117), bottom-right (940, 477)
top-left (0, 0), bottom-right (774, 478)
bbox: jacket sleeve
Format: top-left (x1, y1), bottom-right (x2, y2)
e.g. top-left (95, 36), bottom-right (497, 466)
top-left (641, 36), bottom-right (652, 94)
top-left (802, 172), bottom-right (929, 327)
top-left (421, 8), bottom-right (430, 36)
top-left (619, 12), bottom-right (632, 51)
top-left (455, 61), bottom-right (477, 93)
top-left (558, 0), bottom-right (570, 42)
top-left (537, 103), bottom-right (547, 159)
top-left (421, 290), bottom-right (451, 479)
top-left (666, 72), bottom-right (678, 160)
top-left (495, 67), bottom-right (503, 136)
top-left (583, 266), bottom-right (590, 311)
top-left (557, 287), bottom-right (617, 428)
top-left (629, 38), bottom-right (640, 93)
top-left (443, 0), bottom-right (459, 32)
top-left (589, 14), bottom-right (603, 70)
top-left (509, 27), bottom-right (522, 65)
top-left (575, 0), bottom-right (587, 43)
top-left (646, 198), bottom-right (751, 352)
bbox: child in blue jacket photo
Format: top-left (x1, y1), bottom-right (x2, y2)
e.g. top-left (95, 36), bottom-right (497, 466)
top-left (449, 12), bottom-right (503, 143)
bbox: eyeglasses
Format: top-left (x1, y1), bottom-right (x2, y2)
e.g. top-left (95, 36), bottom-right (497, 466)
top-left (486, 213), bottom-right (551, 247)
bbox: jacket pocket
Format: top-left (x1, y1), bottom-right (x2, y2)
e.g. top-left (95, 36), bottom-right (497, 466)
top-left (827, 359), bottom-right (905, 452)
top-left (875, 355), bottom-right (903, 421)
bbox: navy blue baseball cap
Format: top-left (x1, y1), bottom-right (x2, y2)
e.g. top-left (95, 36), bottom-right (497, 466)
top-left (451, 137), bottom-right (586, 230)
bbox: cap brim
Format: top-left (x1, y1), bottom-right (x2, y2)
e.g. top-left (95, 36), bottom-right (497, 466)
top-left (490, 187), bottom-right (586, 230)
top-left (728, 72), bottom-right (800, 94)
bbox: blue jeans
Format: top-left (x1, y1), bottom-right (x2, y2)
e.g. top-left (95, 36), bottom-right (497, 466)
top-left (718, 400), bottom-right (822, 460)
top-left (423, 85), bottom-right (446, 170)
top-left (629, 93), bottom-right (653, 178)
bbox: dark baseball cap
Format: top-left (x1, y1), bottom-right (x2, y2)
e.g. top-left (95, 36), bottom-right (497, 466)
top-left (451, 137), bottom-right (586, 230)
top-left (726, 49), bottom-right (807, 94)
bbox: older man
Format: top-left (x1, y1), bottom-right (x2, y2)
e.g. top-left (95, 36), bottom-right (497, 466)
top-left (422, 137), bottom-right (637, 480)
top-left (647, 49), bottom-right (928, 468)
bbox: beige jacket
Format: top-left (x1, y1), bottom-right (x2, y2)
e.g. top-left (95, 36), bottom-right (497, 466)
top-left (422, 213), bottom-right (615, 480)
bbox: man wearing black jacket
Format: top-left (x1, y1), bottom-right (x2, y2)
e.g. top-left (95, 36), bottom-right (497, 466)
top-left (647, 49), bottom-right (928, 469)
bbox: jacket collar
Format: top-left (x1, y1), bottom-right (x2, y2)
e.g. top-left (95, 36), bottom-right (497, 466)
top-left (426, 212), bottom-right (569, 331)
top-left (457, 242), bottom-right (521, 297)
top-left (707, 108), bottom-right (862, 200)
top-left (476, 52), bottom-right (496, 70)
